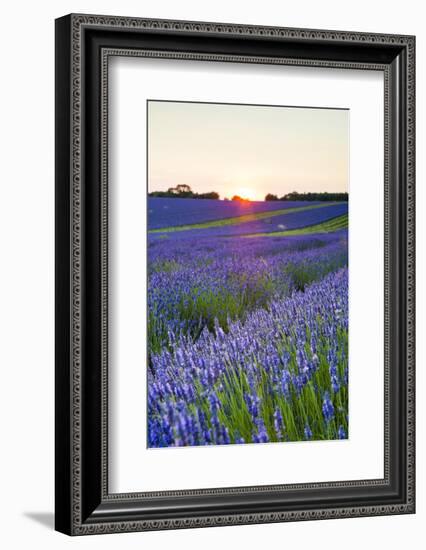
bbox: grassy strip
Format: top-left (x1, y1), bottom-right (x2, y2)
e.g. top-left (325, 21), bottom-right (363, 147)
top-left (244, 213), bottom-right (348, 238)
top-left (149, 202), bottom-right (342, 233)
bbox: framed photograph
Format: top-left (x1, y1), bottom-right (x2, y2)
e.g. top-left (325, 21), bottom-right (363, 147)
top-left (55, 14), bottom-right (415, 535)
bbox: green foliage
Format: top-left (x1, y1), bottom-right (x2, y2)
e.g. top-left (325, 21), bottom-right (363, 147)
top-left (284, 246), bottom-right (348, 292)
top-left (177, 274), bottom-right (279, 338)
top-left (149, 259), bottom-right (180, 274)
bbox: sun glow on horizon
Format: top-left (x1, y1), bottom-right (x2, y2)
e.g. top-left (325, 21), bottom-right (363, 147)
top-left (233, 187), bottom-right (262, 202)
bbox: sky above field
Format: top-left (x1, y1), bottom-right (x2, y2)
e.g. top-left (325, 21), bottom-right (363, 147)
top-left (148, 101), bottom-right (349, 201)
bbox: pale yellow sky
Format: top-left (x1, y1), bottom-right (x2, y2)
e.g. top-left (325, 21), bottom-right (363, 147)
top-left (148, 100), bottom-right (349, 201)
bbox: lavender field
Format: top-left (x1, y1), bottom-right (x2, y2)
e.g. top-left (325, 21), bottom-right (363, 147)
top-left (147, 198), bottom-right (349, 448)
top-left (147, 197), bottom-right (320, 230)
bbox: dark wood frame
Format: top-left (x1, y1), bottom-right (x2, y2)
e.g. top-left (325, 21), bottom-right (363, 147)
top-left (55, 13), bottom-right (415, 536)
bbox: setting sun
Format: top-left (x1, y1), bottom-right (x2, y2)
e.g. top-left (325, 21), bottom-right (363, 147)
top-left (234, 187), bottom-right (259, 202)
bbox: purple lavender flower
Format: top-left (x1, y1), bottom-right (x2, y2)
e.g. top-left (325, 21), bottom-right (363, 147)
top-left (280, 370), bottom-right (291, 400)
top-left (273, 408), bottom-right (285, 440)
top-left (244, 392), bottom-right (260, 419)
top-left (338, 426), bottom-right (347, 439)
top-left (253, 419), bottom-right (269, 443)
top-left (331, 374), bottom-right (340, 394)
top-left (304, 424), bottom-right (313, 440)
top-left (322, 392), bottom-right (335, 424)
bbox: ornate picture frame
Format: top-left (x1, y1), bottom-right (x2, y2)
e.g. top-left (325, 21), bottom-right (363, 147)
top-left (55, 14), bottom-right (415, 535)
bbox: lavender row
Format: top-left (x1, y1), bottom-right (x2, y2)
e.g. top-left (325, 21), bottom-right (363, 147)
top-left (150, 203), bottom-right (348, 239)
top-left (148, 197), bottom-right (321, 230)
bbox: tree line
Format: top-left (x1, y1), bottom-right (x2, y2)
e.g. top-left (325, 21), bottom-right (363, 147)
top-left (265, 191), bottom-right (348, 202)
top-left (148, 184), bottom-right (219, 200)
top-left (148, 185), bottom-right (348, 202)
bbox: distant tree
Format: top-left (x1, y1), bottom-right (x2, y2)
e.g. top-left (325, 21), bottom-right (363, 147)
top-left (232, 195), bottom-right (247, 202)
top-left (176, 184), bottom-right (193, 197)
top-left (198, 191), bottom-right (220, 200)
top-left (265, 193), bottom-right (279, 201)
top-left (166, 184), bottom-right (193, 197)
top-left (281, 191), bottom-right (298, 201)
top-left (175, 184), bottom-right (192, 194)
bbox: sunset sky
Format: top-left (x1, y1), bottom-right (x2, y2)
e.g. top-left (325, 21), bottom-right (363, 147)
top-left (148, 100), bottom-right (349, 201)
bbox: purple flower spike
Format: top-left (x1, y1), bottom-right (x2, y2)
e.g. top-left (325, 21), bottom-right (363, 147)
top-left (322, 392), bottom-right (335, 424)
top-left (304, 424), bottom-right (313, 440)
